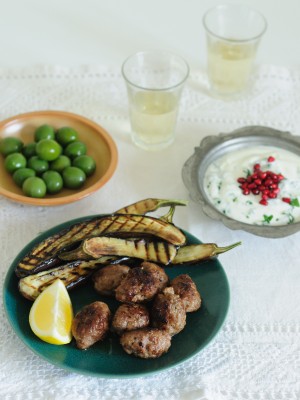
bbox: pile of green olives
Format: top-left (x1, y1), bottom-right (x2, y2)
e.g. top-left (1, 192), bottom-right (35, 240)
top-left (0, 124), bottom-right (96, 198)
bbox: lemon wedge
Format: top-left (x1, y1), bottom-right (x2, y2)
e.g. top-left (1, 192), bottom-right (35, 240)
top-left (29, 279), bottom-right (73, 345)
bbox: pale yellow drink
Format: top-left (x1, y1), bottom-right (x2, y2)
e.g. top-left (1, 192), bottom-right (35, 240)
top-left (207, 40), bottom-right (257, 95)
top-left (129, 91), bottom-right (179, 150)
top-left (203, 5), bottom-right (266, 97)
top-left (122, 51), bottom-right (189, 150)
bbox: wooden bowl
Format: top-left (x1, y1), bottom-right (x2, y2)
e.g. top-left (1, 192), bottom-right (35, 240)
top-left (0, 110), bottom-right (118, 206)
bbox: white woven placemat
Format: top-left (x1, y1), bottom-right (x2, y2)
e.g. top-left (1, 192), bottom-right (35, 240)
top-left (1, 64), bottom-right (300, 400)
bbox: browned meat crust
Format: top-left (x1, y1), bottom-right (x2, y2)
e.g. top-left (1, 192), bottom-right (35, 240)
top-left (171, 274), bottom-right (201, 312)
top-left (115, 262), bottom-right (168, 303)
top-left (72, 301), bottom-right (111, 349)
top-left (93, 264), bottom-right (130, 296)
top-left (151, 287), bottom-right (186, 336)
top-left (111, 303), bottom-right (150, 335)
top-left (120, 328), bottom-right (171, 358)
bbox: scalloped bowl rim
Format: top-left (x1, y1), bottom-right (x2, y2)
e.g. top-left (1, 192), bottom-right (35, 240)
top-left (182, 125), bottom-right (300, 238)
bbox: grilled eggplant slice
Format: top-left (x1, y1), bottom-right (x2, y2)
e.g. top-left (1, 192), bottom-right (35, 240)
top-left (83, 237), bottom-right (178, 265)
top-left (58, 245), bottom-right (93, 261)
top-left (16, 214), bottom-right (186, 277)
top-left (115, 198), bottom-right (187, 215)
top-left (171, 242), bottom-right (241, 264)
top-left (16, 217), bottom-right (105, 277)
top-left (18, 256), bottom-right (121, 301)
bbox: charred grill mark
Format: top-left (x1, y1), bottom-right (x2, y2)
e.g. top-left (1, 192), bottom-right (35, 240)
top-left (16, 213), bottom-right (185, 277)
top-left (99, 216), bottom-right (124, 235)
top-left (153, 242), bottom-right (162, 263)
top-left (165, 242), bottom-right (175, 264)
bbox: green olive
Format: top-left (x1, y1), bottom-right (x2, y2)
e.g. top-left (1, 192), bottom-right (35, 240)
top-left (36, 139), bottom-right (62, 161)
top-left (56, 127), bottom-right (79, 146)
top-left (22, 142), bottom-right (36, 159)
top-left (42, 170), bottom-right (63, 194)
top-left (22, 176), bottom-right (47, 198)
top-left (0, 137), bottom-right (24, 156)
top-left (62, 166), bottom-right (86, 189)
top-left (73, 155), bottom-right (96, 177)
top-left (4, 152), bottom-right (27, 173)
top-left (27, 156), bottom-right (49, 175)
top-left (50, 155), bottom-right (71, 173)
top-left (13, 168), bottom-right (36, 187)
top-left (64, 141), bottom-right (87, 159)
top-left (34, 124), bottom-right (55, 142)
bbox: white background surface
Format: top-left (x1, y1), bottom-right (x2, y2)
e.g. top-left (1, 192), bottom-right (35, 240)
top-left (1, 1), bottom-right (300, 400)
top-left (1, 0), bottom-right (299, 69)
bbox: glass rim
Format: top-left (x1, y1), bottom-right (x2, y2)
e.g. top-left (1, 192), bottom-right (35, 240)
top-left (202, 4), bottom-right (267, 43)
top-left (121, 50), bottom-right (190, 91)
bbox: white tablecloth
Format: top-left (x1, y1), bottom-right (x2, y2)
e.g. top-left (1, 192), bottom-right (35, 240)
top-left (0, 64), bottom-right (300, 400)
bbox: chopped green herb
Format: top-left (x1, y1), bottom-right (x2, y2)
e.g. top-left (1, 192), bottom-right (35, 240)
top-left (288, 213), bottom-right (295, 224)
top-left (246, 200), bottom-right (253, 205)
top-left (232, 197), bottom-right (238, 202)
top-left (263, 214), bottom-right (273, 224)
top-left (290, 198), bottom-right (300, 207)
top-left (218, 182), bottom-right (222, 190)
top-left (243, 168), bottom-right (251, 177)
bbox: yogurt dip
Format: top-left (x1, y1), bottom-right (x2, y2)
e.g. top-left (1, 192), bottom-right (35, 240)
top-left (203, 145), bottom-right (300, 226)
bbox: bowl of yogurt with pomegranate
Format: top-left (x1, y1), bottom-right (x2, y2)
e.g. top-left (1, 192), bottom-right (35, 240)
top-left (182, 126), bottom-right (300, 238)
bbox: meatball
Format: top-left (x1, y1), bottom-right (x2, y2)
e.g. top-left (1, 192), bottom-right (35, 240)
top-left (171, 274), bottom-right (201, 312)
top-left (151, 287), bottom-right (186, 336)
top-left (111, 303), bottom-right (150, 335)
top-left (72, 301), bottom-right (111, 349)
top-left (93, 264), bottom-right (130, 296)
top-left (115, 261), bottom-right (169, 303)
top-left (120, 328), bottom-right (171, 359)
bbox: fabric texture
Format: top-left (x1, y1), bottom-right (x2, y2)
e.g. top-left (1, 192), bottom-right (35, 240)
top-left (0, 64), bottom-right (299, 400)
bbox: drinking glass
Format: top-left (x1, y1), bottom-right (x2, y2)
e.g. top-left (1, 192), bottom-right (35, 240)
top-left (122, 51), bottom-right (189, 151)
top-left (203, 5), bottom-right (267, 97)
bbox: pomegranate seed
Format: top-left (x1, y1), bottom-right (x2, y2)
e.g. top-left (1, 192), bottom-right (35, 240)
top-left (237, 157), bottom-right (285, 206)
top-left (260, 199), bottom-right (268, 205)
top-left (265, 179), bottom-right (273, 186)
top-left (282, 197), bottom-right (291, 203)
top-left (243, 189), bottom-right (250, 195)
top-left (259, 171), bottom-right (267, 180)
top-left (258, 185), bottom-right (266, 191)
top-left (268, 192), bottom-right (277, 199)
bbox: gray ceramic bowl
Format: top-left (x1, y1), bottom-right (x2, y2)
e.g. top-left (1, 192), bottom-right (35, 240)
top-left (182, 126), bottom-right (300, 238)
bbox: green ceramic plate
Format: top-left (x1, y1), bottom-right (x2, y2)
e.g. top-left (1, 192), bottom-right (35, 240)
top-left (3, 215), bottom-right (230, 378)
